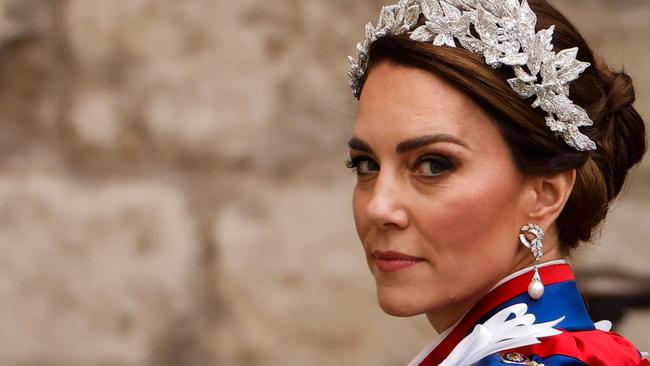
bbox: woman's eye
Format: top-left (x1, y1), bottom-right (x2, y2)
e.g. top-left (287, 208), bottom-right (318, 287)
top-left (346, 157), bottom-right (379, 175)
top-left (415, 156), bottom-right (454, 177)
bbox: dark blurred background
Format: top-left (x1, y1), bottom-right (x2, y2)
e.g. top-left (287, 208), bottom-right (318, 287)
top-left (0, 0), bottom-right (647, 365)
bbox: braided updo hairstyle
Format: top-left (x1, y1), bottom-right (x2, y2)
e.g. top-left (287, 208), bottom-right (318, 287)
top-left (358, 0), bottom-right (646, 253)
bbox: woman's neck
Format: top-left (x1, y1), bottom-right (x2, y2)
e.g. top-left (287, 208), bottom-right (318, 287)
top-left (425, 249), bottom-right (566, 334)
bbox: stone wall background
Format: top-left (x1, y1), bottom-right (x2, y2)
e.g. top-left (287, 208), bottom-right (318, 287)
top-left (0, 0), bottom-right (647, 365)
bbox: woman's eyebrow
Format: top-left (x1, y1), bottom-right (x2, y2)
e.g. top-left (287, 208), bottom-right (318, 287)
top-left (347, 136), bottom-right (375, 154)
top-left (396, 133), bottom-right (470, 153)
top-left (348, 134), bottom-right (469, 154)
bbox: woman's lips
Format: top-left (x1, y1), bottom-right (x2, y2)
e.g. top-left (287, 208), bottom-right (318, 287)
top-left (372, 250), bottom-right (425, 272)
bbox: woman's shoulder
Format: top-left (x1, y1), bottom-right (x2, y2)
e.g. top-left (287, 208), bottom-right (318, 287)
top-left (475, 329), bottom-right (649, 366)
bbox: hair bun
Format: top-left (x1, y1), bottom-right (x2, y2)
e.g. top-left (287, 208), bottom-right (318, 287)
top-left (594, 68), bottom-right (646, 201)
top-left (607, 72), bottom-right (636, 114)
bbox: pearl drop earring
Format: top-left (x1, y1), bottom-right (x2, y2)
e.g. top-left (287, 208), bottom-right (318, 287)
top-left (519, 223), bottom-right (545, 300)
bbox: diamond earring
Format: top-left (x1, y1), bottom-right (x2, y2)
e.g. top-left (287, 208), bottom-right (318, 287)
top-left (519, 224), bottom-right (545, 300)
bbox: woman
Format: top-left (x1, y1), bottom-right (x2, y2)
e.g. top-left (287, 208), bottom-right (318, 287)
top-left (345, 0), bottom-right (648, 365)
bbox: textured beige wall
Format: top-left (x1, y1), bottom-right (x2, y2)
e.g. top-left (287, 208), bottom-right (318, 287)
top-left (0, 0), bottom-right (647, 365)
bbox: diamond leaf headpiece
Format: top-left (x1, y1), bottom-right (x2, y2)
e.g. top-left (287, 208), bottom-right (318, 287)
top-left (347, 0), bottom-right (597, 151)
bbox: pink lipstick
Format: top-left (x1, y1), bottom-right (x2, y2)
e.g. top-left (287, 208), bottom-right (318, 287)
top-left (372, 250), bottom-right (424, 272)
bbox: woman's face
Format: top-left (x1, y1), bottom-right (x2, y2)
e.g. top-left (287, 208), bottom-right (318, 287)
top-left (349, 61), bottom-right (536, 331)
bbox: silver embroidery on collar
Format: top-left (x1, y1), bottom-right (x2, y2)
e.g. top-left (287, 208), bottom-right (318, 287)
top-left (347, 0), bottom-right (597, 151)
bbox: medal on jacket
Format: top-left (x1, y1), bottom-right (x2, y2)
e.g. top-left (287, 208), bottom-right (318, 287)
top-left (499, 352), bottom-right (543, 365)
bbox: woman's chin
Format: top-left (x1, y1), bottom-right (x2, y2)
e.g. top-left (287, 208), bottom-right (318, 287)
top-left (376, 289), bottom-right (429, 317)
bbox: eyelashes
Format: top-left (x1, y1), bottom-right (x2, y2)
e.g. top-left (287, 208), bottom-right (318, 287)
top-left (415, 155), bottom-right (455, 177)
top-left (345, 156), bottom-right (379, 175)
top-left (344, 158), bottom-right (356, 170)
top-left (345, 154), bottom-right (456, 177)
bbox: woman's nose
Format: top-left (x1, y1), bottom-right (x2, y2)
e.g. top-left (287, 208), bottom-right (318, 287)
top-left (365, 172), bottom-right (409, 230)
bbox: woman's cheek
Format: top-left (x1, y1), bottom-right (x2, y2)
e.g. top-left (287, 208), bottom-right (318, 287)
top-left (352, 188), bottom-right (370, 243)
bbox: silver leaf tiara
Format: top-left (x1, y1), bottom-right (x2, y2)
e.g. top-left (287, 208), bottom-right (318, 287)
top-left (347, 0), bottom-right (597, 151)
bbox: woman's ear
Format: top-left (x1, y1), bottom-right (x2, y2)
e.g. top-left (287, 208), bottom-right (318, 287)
top-left (526, 169), bottom-right (576, 228)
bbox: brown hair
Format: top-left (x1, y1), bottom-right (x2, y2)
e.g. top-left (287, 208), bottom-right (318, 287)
top-left (359, 0), bottom-right (646, 252)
